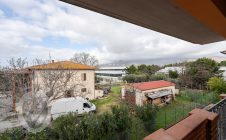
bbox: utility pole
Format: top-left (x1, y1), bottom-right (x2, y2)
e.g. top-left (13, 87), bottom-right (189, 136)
top-left (11, 74), bottom-right (16, 112)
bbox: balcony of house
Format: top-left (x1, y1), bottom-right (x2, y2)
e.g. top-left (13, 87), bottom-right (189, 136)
top-left (144, 96), bottom-right (226, 140)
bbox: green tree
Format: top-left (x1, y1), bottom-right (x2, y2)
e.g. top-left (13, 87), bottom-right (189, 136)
top-left (179, 58), bottom-right (220, 89)
top-left (122, 74), bottom-right (148, 83)
top-left (207, 77), bottom-right (226, 93)
top-left (169, 70), bottom-right (179, 79)
top-left (146, 65), bottom-right (160, 75)
top-left (137, 64), bottom-right (148, 74)
top-left (124, 65), bottom-right (137, 74)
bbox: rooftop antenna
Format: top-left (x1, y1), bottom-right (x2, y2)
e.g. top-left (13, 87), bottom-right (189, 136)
top-left (49, 52), bottom-right (52, 63)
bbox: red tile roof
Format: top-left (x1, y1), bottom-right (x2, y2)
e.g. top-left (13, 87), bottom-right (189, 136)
top-left (130, 80), bottom-right (175, 91)
top-left (29, 61), bottom-right (95, 70)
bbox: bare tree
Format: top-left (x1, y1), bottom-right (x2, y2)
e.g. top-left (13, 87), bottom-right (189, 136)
top-left (71, 52), bottom-right (99, 67)
top-left (0, 57), bottom-right (30, 113)
top-left (8, 57), bottom-right (28, 69)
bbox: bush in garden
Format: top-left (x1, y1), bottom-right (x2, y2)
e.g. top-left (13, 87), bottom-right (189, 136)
top-left (26, 127), bottom-right (58, 140)
top-left (207, 77), bottom-right (226, 94)
top-left (0, 104), bottom-right (157, 140)
top-left (179, 89), bottom-right (220, 105)
top-left (51, 105), bottom-right (149, 140)
top-left (122, 74), bottom-right (149, 83)
top-left (128, 116), bottom-right (146, 140)
top-left (52, 113), bottom-right (83, 140)
top-left (111, 105), bottom-right (132, 132)
top-left (134, 104), bottom-right (158, 132)
top-left (0, 127), bottom-right (25, 140)
top-left (149, 74), bottom-right (167, 81)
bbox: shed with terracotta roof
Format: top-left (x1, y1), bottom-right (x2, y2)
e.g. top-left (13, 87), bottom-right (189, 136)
top-left (123, 80), bottom-right (176, 106)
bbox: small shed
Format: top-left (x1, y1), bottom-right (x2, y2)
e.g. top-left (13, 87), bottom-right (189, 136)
top-left (124, 80), bottom-right (176, 106)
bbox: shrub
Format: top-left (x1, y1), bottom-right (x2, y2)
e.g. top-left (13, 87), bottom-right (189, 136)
top-left (207, 77), bottom-right (226, 94)
top-left (134, 104), bottom-right (158, 132)
top-left (179, 89), bottom-right (220, 106)
top-left (0, 127), bottom-right (25, 140)
top-left (52, 113), bottom-right (82, 140)
top-left (123, 74), bottom-right (148, 83)
top-left (149, 74), bottom-right (167, 81)
top-left (0, 105), bottom-right (158, 140)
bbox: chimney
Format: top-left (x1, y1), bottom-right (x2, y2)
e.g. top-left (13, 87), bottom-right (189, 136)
top-left (52, 60), bottom-right (54, 63)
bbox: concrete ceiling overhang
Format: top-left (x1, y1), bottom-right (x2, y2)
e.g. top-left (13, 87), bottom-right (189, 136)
top-left (60, 0), bottom-right (226, 44)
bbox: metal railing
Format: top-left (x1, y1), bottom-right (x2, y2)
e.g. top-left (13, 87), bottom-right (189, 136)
top-left (208, 98), bottom-right (226, 140)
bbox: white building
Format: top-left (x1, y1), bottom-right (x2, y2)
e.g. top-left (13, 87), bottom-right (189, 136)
top-left (156, 66), bottom-right (185, 75)
top-left (95, 66), bottom-right (126, 84)
top-left (219, 66), bottom-right (226, 80)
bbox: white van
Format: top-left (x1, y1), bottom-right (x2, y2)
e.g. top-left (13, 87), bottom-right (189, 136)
top-left (50, 97), bottom-right (96, 120)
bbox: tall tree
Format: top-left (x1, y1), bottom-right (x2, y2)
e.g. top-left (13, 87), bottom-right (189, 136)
top-left (137, 64), bottom-right (148, 74)
top-left (124, 65), bottom-right (137, 74)
top-left (71, 52), bottom-right (99, 67)
top-left (146, 65), bottom-right (160, 75)
top-left (179, 58), bottom-right (220, 89)
top-left (0, 58), bottom-right (29, 112)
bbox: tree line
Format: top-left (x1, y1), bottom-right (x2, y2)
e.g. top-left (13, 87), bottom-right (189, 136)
top-left (123, 58), bottom-right (225, 92)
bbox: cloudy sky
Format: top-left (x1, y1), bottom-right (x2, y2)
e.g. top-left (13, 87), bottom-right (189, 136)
top-left (0, 0), bottom-right (226, 66)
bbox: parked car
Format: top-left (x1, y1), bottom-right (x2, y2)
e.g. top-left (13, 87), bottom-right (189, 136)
top-left (50, 97), bottom-right (96, 120)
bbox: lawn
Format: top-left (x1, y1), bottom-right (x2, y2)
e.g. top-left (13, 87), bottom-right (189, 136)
top-left (91, 86), bottom-right (122, 114)
top-left (155, 90), bottom-right (219, 129)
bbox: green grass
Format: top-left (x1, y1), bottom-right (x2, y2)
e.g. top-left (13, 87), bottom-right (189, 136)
top-left (155, 99), bottom-right (193, 129)
top-left (91, 86), bottom-right (121, 114)
top-left (111, 86), bottom-right (121, 95)
top-left (155, 90), bottom-right (219, 129)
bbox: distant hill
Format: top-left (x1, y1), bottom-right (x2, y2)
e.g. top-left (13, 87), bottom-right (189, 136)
top-left (100, 56), bottom-right (226, 66)
top-left (187, 56), bottom-right (226, 63)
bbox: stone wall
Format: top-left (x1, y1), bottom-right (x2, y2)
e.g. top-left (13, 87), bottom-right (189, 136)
top-left (124, 92), bottom-right (136, 105)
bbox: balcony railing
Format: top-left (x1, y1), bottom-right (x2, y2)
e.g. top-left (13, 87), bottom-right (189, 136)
top-left (208, 97), bottom-right (226, 140)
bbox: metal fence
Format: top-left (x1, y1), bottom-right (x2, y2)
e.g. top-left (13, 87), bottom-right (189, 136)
top-left (208, 97), bottom-right (226, 140)
top-left (155, 90), bottom-right (218, 130)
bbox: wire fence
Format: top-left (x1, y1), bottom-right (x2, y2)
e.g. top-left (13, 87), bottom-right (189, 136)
top-left (154, 89), bottom-right (219, 130)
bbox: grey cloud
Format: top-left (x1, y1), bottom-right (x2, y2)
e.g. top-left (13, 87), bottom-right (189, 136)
top-left (0, 0), bottom-right (226, 65)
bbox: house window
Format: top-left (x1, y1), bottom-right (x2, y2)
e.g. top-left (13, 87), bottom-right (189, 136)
top-left (81, 73), bottom-right (86, 81)
top-left (81, 88), bottom-right (87, 92)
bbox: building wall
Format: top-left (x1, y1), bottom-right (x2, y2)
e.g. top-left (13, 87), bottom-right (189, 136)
top-left (32, 70), bottom-right (96, 100)
top-left (125, 92), bottom-right (136, 104)
top-left (134, 86), bottom-right (175, 106)
top-left (97, 75), bottom-right (123, 84)
top-left (95, 66), bottom-right (126, 84)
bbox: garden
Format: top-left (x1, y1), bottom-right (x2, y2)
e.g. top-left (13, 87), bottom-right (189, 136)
top-left (0, 86), bottom-right (220, 140)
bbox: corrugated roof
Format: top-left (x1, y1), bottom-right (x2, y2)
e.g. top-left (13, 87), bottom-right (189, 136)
top-left (29, 61), bottom-right (95, 70)
top-left (130, 80), bottom-right (175, 91)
